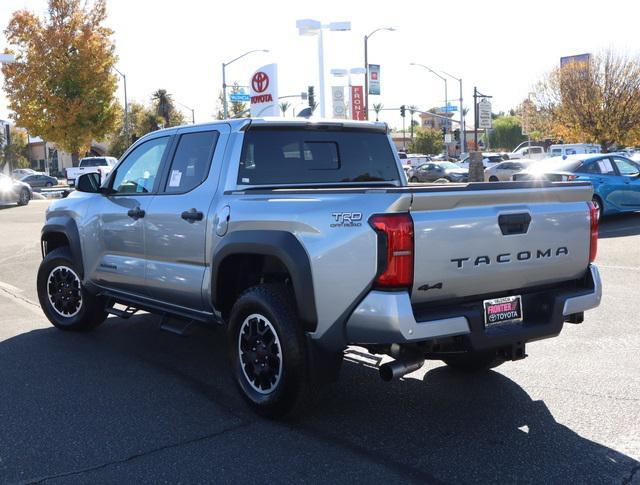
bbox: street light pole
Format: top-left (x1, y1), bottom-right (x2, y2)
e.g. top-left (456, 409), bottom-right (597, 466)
top-left (442, 71), bottom-right (465, 154)
top-left (410, 62), bottom-right (449, 155)
top-left (175, 100), bottom-right (195, 124)
top-left (222, 49), bottom-right (269, 119)
top-left (363, 27), bottom-right (395, 120)
top-left (113, 67), bottom-right (128, 137)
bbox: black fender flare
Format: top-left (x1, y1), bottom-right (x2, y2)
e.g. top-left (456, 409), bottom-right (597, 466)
top-left (41, 217), bottom-right (84, 278)
top-left (211, 230), bottom-right (317, 332)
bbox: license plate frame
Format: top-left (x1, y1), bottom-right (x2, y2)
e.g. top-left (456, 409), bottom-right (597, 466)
top-left (483, 295), bottom-right (523, 328)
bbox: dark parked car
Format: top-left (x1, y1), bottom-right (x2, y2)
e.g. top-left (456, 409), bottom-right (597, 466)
top-left (0, 173), bottom-right (32, 206)
top-left (20, 173), bottom-right (58, 188)
top-left (408, 162), bottom-right (469, 183)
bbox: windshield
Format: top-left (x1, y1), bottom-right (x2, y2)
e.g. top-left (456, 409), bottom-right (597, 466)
top-left (238, 128), bottom-right (400, 186)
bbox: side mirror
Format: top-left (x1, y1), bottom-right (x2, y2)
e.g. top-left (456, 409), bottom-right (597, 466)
top-left (76, 172), bottom-right (102, 193)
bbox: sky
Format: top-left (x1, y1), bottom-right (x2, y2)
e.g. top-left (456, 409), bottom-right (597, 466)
top-left (1, 0), bottom-right (640, 131)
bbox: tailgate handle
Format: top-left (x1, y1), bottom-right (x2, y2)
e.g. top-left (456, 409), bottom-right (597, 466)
top-left (498, 213), bottom-right (531, 235)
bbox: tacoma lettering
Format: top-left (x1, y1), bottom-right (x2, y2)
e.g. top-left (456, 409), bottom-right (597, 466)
top-left (451, 247), bottom-right (569, 269)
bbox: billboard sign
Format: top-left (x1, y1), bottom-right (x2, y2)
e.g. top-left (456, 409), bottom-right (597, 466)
top-left (331, 86), bottom-right (347, 119)
top-left (250, 64), bottom-right (279, 117)
top-left (351, 86), bottom-right (365, 120)
top-left (368, 64), bottom-right (380, 95)
top-left (478, 98), bottom-right (492, 129)
top-left (560, 53), bottom-right (591, 68)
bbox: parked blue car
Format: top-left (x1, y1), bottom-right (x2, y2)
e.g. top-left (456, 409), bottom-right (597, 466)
top-left (514, 154), bottom-right (640, 219)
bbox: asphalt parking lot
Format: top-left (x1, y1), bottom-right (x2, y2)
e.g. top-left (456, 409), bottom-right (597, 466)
top-left (0, 200), bottom-right (639, 484)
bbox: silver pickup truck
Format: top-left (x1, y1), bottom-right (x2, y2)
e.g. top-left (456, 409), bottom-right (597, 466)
top-left (37, 119), bottom-right (601, 417)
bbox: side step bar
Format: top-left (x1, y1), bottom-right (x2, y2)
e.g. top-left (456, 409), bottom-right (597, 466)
top-left (106, 304), bottom-right (139, 319)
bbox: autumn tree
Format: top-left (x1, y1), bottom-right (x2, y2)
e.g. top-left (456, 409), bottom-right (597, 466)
top-left (2, 0), bottom-right (119, 163)
top-left (533, 51), bottom-right (640, 150)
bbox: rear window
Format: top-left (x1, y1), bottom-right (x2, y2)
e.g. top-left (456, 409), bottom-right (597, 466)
top-left (80, 158), bottom-right (108, 167)
top-left (237, 128), bottom-right (400, 186)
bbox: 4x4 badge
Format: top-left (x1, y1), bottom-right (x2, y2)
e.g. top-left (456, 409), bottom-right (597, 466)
top-left (418, 282), bottom-right (443, 291)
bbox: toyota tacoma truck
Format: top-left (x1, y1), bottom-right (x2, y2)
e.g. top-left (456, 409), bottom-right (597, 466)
top-left (37, 118), bottom-right (601, 417)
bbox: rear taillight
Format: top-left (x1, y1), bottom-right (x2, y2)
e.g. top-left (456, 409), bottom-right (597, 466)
top-left (588, 201), bottom-right (598, 262)
top-left (566, 174), bottom-right (578, 181)
top-left (369, 213), bottom-right (414, 289)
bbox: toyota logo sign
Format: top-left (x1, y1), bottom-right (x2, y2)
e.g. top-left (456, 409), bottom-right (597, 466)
top-left (252, 71), bottom-right (269, 93)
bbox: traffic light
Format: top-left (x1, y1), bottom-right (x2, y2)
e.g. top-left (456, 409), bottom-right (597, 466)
top-left (307, 86), bottom-right (315, 108)
top-left (400, 105), bottom-right (406, 117)
top-left (442, 127), bottom-right (446, 137)
top-left (453, 129), bottom-right (460, 142)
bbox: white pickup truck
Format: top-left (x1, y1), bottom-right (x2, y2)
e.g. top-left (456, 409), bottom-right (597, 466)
top-left (66, 156), bottom-right (117, 187)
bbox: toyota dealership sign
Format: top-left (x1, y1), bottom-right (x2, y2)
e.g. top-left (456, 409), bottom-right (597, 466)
top-left (250, 64), bottom-right (279, 117)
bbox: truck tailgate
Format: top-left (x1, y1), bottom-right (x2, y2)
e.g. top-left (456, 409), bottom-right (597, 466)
top-left (408, 183), bottom-right (593, 304)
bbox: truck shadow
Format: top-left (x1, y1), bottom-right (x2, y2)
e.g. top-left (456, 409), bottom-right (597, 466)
top-left (599, 212), bottom-right (640, 238)
top-left (0, 315), bottom-right (636, 483)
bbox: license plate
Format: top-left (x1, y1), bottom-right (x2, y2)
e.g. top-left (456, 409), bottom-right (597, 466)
top-left (483, 295), bottom-right (523, 327)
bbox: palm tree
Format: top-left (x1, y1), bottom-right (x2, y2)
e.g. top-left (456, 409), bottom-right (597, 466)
top-left (279, 101), bottom-right (291, 117)
top-left (152, 89), bottom-right (174, 127)
top-left (372, 103), bottom-right (384, 121)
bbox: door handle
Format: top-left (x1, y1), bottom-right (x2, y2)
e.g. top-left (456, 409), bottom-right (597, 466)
top-left (181, 208), bottom-right (204, 222)
top-left (127, 207), bottom-right (145, 219)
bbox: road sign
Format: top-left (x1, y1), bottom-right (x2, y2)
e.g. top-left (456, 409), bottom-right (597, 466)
top-left (439, 105), bottom-right (458, 113)
top-left (478, 98), bottom-right (492, 129)
top-left (230, 93), bottom-right (250, 102)
top-left (444, 134), bottom-right (452, 143)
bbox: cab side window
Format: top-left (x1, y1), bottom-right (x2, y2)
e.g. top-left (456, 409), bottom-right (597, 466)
top-left (164, 131), bottom-right (219, 193)
top-left (111, 137), bottom-right (169, 194)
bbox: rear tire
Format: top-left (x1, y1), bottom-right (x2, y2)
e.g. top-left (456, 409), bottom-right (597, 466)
top-left (228, 284), bottom-right (309, 418)
top-left (592, 196), bottom-right (603, 221)
top-left (37, 247), bottom-right (107, 331)
top-left (45, 182), bottom-right (53, 187)
top-left (489, 176), bottom-right (499, 182)
top-left (17, 188), bottom-right (30, 206)
top-left (442, 351), bottom-right (505, 373)
top-left (410, 177), bottom-right (418, 183)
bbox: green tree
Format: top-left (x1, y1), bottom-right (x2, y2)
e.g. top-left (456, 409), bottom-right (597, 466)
top-left (408, 127), bottom-right (444, 155)
top-left (2, 0), bottom-right (119, 162)
top-left (487, 116), bottom-right (526, 151)
top-left (107, 101), bottom-right (164, 158)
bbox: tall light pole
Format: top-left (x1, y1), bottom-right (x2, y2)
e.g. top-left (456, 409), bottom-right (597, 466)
top-left (112, 66), bottom-right (128, 137)
top-left (410, 63), bottom-right (448, 156)
top-left (441, 70), bottom-right (465, 154)
top-left (363, 27), bottom-right (395, 120)
top-left (297, 19), bottom-right (351, 118)
top-left (222, 49), bottom-right (269, 119)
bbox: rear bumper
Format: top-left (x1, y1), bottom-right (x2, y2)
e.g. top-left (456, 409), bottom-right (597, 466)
top-left (345, 265), bottom-right (601, 349)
